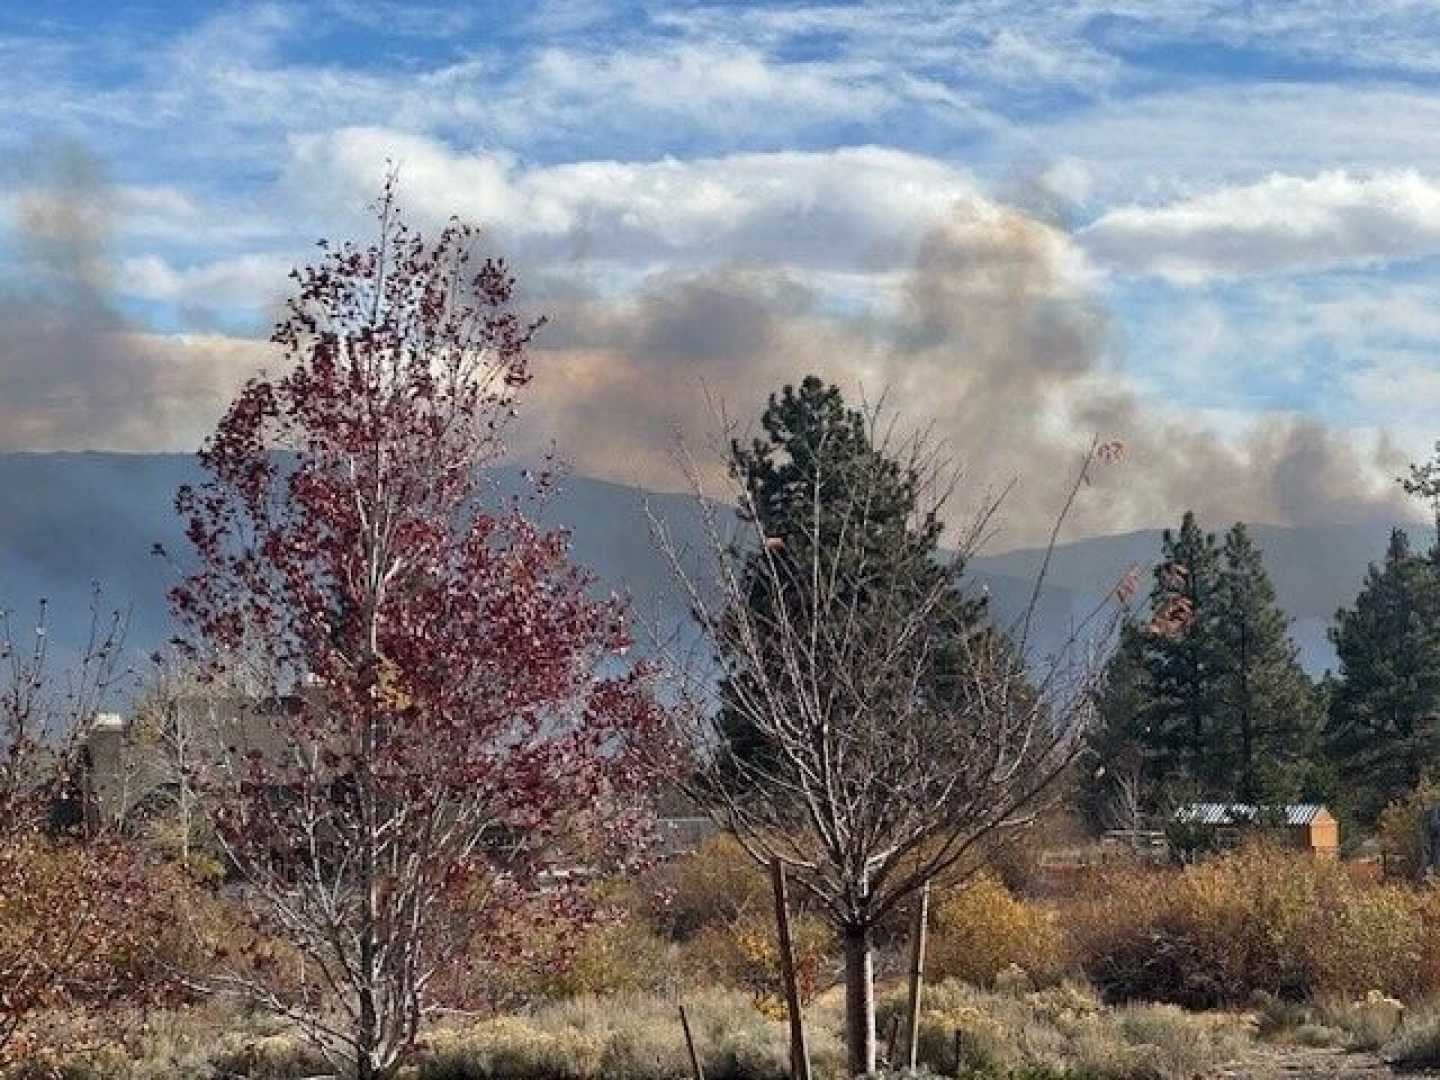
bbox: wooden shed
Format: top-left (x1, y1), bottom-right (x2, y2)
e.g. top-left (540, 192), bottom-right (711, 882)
top-left (1172, 802), bottom-right (1340, 859)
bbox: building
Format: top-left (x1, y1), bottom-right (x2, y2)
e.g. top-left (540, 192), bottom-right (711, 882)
top-left (1171, 802), bottom-right (1340, 859)
top-left (80, 692), bottom-right (309, 831)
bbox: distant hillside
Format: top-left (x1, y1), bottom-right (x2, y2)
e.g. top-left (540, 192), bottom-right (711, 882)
top-left (0, 453), bottom-right (1423, 684)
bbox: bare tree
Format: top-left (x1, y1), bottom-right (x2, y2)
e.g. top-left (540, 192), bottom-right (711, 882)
top-left (120, 653), bottom-right (245, 868)
top-left (0, 595), bottom-right (132, 1064)
top-left (1104, 757), bottom-right (1149, 849)
top-left (648, 383), bottom-right (1123, 1075)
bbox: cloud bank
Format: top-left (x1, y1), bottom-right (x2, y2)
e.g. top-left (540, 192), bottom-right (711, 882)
top-left (1084, 170), bottom-right (1440, 281)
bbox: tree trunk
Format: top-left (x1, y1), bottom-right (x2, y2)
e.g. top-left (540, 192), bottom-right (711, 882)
top-left (842, 924), bottom-right (876, 1076)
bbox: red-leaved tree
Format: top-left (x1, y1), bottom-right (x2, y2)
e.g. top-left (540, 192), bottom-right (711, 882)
top-left (170, 184), bottom-right (666, 1079)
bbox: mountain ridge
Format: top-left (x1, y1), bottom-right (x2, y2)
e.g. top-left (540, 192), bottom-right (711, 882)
top-left (1, 453), bottom-right (1427, 681)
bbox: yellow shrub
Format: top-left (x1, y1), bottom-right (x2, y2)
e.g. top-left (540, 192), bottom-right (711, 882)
top-left (1307, 885), bottom-right (1419, 997)
top-left (681, 911), bottom-right (834, 1018)
top-left (527, 920), bottom-right (674, 1000)
top-left (928, 874), bottom-right (1066, 988)
top-left (1066, 844), bottom-right (1440, 1005)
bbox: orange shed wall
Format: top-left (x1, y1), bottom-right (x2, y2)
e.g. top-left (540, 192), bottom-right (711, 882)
top-left (1309, 820), bottom-right (1340, 857)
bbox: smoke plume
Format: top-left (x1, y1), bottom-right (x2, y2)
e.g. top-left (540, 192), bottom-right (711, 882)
top-left (0, 143), bottom-right (264, 451)
top-left (516, 198), bottom-right (1413, 546)
top-left (0, 150), bottom-right (1416, 546)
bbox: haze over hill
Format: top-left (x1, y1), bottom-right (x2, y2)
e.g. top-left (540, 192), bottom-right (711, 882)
top-left (0, 453), bottom-right (1427, 683)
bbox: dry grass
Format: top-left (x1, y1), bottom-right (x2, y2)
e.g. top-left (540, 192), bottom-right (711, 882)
top-left (873, 978), bottom-right (1251, 1080)
top-left (419, 988), bottom-right (848, 1080)
top-left (1, 981), bottom-right (1264, 1080)
top-left (1385, 1002), bottom-right (1440, 1069)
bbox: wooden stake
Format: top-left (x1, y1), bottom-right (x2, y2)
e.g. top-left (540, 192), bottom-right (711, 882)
top-left (905, 879), bottom-right (931, 1071)
top-left (885, 1013), bottom-right (900, 1066)
top-left (953, 1027), bottom-right (963, 1076)
top-left (770, 858), bottom-right (813, 1080)
top-left (679, 1003), bottom-right (705, 1080)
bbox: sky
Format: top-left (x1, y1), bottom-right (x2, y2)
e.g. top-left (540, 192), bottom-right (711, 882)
top-left (4, 0), bottom-right (1440, 545)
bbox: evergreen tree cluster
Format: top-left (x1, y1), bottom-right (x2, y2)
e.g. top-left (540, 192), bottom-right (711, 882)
top-left (1081, 514), bottom-right (1322, 826)
top-left (1085, 481), bottom-right (1440, 836)
top-left (1326, 527), bottom-right (1440, 825)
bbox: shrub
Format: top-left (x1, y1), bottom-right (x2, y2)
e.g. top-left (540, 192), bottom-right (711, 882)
top-left (1305, 886), bottom-right (1422, 998)
top-left (873, 978), bottom-right (1248, 1080)
top-left (1248, 990), bottom-right (1311, 1038)
top-left (1377, 777), bottom-right (1440, 881)
top-left (928, 875), bottom-right (1066, 989)
top-left (516, 919), bottom-right (675, 1001)
top-left (415, 989), bottom-right (846, 1080)
top-left (1311, 992), bottom-right (1406, 1050)
top-left (209, 1034), bottom-right (334, 1079)
top-left (1386, 1003), bottom-right (1440, 1069)
top-left (640, 837), bottom-right (773, 940)
top-left (1068, 844), bottom-right (1439, 1006)
top-left (0, 1002), bottom-right (300, 1080)
top-left (1292, 1023), bottom-right (1347, 1048)
top-left (682, 911), bottom-right (835, 1018)
top-left (0, 831), bottom-right (235, 1062)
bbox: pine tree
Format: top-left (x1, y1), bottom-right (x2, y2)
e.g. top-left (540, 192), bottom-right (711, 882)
top-left (1080, 620), bottom-right (1157, 829)
top-left (1213, 523), bottom-right (1318, 804)
top-left (1087, 514), bottom-right (1317, 816)
top-left (1327, 527), bottom-right (1440, 824)
top-left (1137, 511), bottom-right (1228, 794)
top-left (717, 376), bottom-right (988, 781)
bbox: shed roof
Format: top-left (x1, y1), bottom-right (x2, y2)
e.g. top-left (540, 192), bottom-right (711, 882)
top-left (1173, 802), bottom-right (1331, 827)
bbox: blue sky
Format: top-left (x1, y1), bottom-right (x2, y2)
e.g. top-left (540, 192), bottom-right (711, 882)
top-left (4, 1), bottom-right (1440, 540)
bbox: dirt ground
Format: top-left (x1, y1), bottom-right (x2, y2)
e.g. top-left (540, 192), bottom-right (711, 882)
top-left (1211, 1044), bottom-right (1434, 1079)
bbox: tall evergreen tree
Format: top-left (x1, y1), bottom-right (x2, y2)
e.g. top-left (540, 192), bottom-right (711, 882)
top-left (1137, 511), bottom-right (1228, 793)
top-left (1213, 523), bottom-right (1318, 803)
top-left (717, 376), bottom-right (988, 776)
top-left (1080, 620), bottom-right (1158, 829)
top-left (1327, 528), bottom-right (1440, 824)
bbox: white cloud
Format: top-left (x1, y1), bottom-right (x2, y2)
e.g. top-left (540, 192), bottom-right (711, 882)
top-left (284, 128), bottom-right (1067, 277)
top-left (119, 252), bottom-right (297, 308)
top-left (1082, 170), bottom-right (1440, 280)
top-left (1346, 356), bottom-right (1440, 414)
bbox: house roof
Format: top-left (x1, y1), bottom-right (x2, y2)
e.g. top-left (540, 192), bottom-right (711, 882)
top-left (1173, 802), bottom-right (1331, 827)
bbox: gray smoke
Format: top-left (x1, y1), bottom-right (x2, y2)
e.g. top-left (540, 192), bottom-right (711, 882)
top-left (0, 154), bottom-right (1417, 546)
top-left (515, 199), bottom-right (1414, 546)
top-left (0, 142), bottom-right (262, 451)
